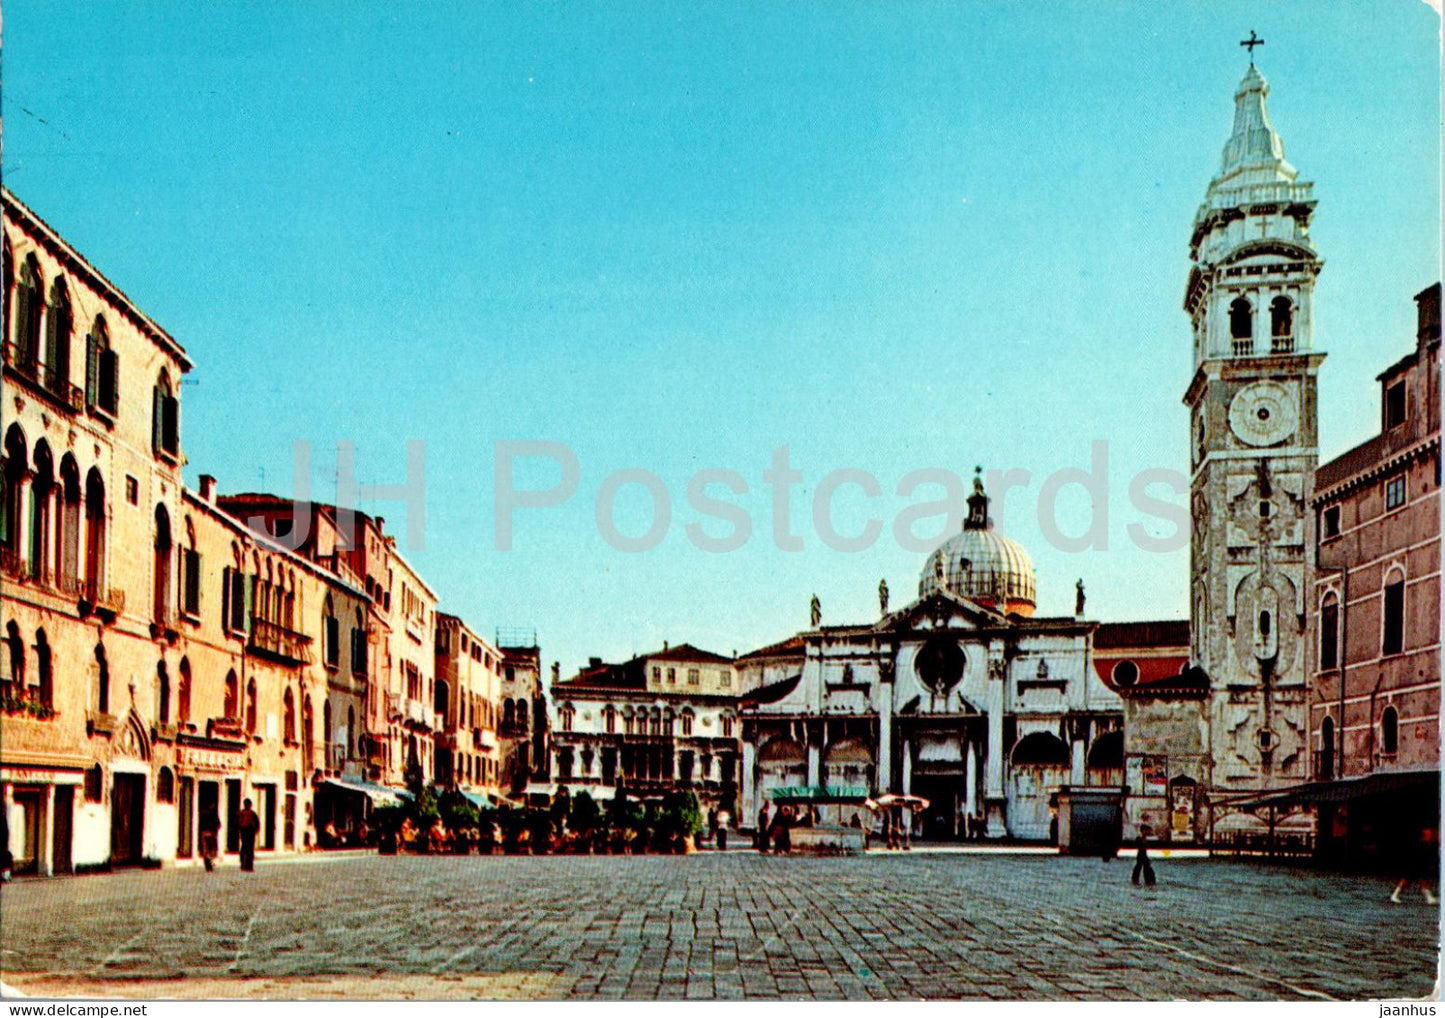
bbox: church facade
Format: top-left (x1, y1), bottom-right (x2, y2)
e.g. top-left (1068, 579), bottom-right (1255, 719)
top-left (740, 479), bottom-right (1124, 841)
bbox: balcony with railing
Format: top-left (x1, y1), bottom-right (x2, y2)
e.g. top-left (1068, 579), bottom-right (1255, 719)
top-left (42, 367), bottom-right (85, 412)
top-left (0, 682), bottom-right (57, 721)
top-left (2, 343), bottom-right (84, 413)
top-left (248, 617), bottom-right (314, 666)
top-left (1271, 333), bottom-right (1296, 354)
top-left (1, 341), bottom-right (39, 382)
top-left (0, 546), bottom-right (27, 581)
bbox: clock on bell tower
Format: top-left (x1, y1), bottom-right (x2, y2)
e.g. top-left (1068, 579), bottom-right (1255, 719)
top-left (1182, 55), bottom-right (1325, 793)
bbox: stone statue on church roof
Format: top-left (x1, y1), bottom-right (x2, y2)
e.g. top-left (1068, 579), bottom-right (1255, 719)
top-left (810, 594), bottom-right (821, 629)
top-left (879, 578), bottom-right (890, 616)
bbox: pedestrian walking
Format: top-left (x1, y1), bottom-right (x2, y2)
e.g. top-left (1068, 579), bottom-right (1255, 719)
top-left (771, 805), bottom-right (792, 854)
top-left (1131, 826), bottom-right (1156, 888)
top-left (716, 810), bottom-right (730, 851)
top-left (198, 804), bottom-right (221, 872)
top-left (237, 798), bottom-right (261, 872)
top-left (0, 805), bottom-right (11, 883)
top-left (756, 803), bottom-right (771, 853)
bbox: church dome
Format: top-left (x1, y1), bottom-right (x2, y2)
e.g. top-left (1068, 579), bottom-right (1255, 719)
top-left (918, 472), bottom-right (1037, 616)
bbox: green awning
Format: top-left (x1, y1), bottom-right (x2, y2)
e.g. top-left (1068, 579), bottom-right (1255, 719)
top-left (769, 785), bottom-right (870, 803)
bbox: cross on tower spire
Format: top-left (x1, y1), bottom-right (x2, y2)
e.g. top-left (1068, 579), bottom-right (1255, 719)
top-left (1240, 30), bottom-right (1264, 66)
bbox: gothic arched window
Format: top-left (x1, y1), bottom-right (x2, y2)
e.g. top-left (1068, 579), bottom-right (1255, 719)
top-left (84, 468), bottom-right (107, 600)
top-left (153, 504), bottom-right (173, 625)
top-left (152, 370), bottom-right (180, 459)
top-left (4, 621), bottom-right (24, 695)
top-left (44, 277), bottom-right (73, 398)
top-left (14, 254), bottom-right (44, 378)
top-left (224, 669), bottom-right (239, 719)
top-left (30, 441), bottom-right (54, 582)
top-left (58, 455), bottom-right (81, 590)
top-left (2, 424), bottom-right (28, 559)
top-left (94, 643), bottom-right (109, 714)
top-left (246, 678), bottom-right (258, 733)
top-left (157, 661), bottom-right (171, 723)
top-left (171, 656), bottom-right (189, 723)
top-left (34, 628), bottom-right (52, 707)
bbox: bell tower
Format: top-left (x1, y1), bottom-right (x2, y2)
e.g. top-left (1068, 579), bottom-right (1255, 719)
top-left (1183, 50), bottom-right (1325, 793)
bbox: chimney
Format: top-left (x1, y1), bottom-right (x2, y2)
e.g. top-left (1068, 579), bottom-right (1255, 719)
top-left (588, 657), bottom-right (602, 669)
top-left (663, 640), bottom-right (669, 651)
top-left (199, 475), bottom-right (217, 503)
top-left (1416, 282), bottom-right (1441, 348)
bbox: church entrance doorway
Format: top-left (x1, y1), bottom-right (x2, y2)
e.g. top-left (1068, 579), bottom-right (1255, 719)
top-left (911, 774), bottom-right (965, 840)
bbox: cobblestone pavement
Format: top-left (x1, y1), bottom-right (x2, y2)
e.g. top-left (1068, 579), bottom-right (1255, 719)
top-left (0, 851), bottom-right (1438, 1000)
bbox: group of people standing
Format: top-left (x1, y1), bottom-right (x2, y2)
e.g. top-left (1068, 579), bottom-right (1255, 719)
top-left (197, 798), bottom-right (261, 873)
top-left (754, 803), bottom-right (817, 854)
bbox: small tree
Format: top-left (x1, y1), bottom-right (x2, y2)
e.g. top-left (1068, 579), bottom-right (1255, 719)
top-left (551, 784), bottom-right (572, 831)
top-left (527, 808), bottom-right (554, 855)
top-left (569, 791), bottom-right (601, 851)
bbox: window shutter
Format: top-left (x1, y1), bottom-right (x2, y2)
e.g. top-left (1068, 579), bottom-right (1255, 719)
top-left (222, 567), bottom-right (231, 630)
top-left (86, 335), bottom-right (100, 408)
top-left (163, 396), bottom-right (180, 454)
top-left (242, 574), bottom-right (253, 634)
top-left (104, 350), bottom-right (120, 414)
top-left (152, 387), bottom-right (164, 452)
top-left (43, 304), bottom-right (58, 381)
top-left (184, 549), bottom-right (201, 616)
top-left (13, 284), bottom-right (28, 358)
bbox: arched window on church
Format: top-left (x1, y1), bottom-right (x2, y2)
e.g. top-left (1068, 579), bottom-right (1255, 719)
top-left (1270, 296), bottom-right (1294, 349)
top-left (1230, 297), bottom-right (1253, 354)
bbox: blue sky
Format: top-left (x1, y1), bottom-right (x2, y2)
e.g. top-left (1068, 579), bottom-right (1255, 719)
top-left (3, 2), bottom-right (1439, 676)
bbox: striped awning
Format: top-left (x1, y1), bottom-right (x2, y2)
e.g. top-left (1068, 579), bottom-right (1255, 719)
top-left (769, 785), bottom-right (870, 803)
